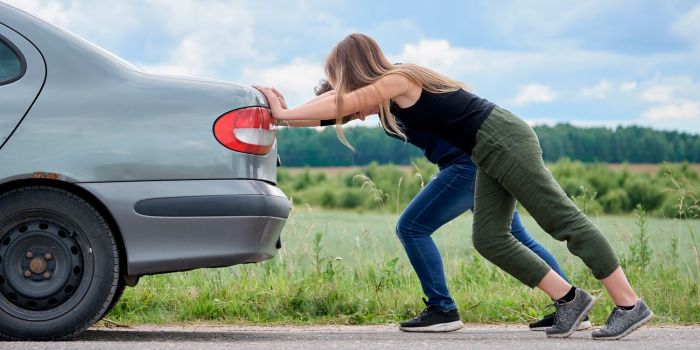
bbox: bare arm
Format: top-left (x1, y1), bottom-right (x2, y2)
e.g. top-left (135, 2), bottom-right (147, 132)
top-left (277, 119), bottom-right (322, 127)
top-left (255, 74), bottom-right (411, 121)
top-left (270, 88), bottom-right (338, 127)
top-left (277, 115), bottom-right (359, 127)
top-left (278, 90), bottom-right (338, 126)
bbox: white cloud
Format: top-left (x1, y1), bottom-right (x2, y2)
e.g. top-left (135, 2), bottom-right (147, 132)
top-left (579, 80), bottom-right (639, 100)
top-left (671, 3), bottom-right (700, 48)
top-left (641, 86), bottom-right (675, 103)
top-left (389, 38), bottom-right (573, 83)
top-left (240, 58), bottom-right (324, 106)
top-left (4, 0), bottom-right (68, 24)
top-left (5, 0), bottom-right (140, 44)
top-left (392, 39), bottom-right (484, 77)
top-left (514, 84), bottom-right (556, 105)
top-left (580, 80), bottom-right (613, 99)
top-left (636, 76), bottom-right (700, 104)
top-left (7, 0), bottom-right (271, 79)
top-left (620, 81), bottom-right (637, 91)
top-left (140, 0), bottom-right (268, 78)
top-left (635, 76), bottom-right (700, 131)
top-left (643, 102), bottom-right (700, 121)
top-left (389, 39), bottom-right (698, 96)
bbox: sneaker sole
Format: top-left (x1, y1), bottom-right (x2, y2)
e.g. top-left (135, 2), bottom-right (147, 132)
top-left (546, 296), bottom-right (596, 338)
top-left (592, 311), bottom-right (653, 341)
top-left (577, 320), bottom-right (592, 331)
top-left (531, 320), bottom-right (592, 332)
top-left (399, 320), bottom-right (464, 333)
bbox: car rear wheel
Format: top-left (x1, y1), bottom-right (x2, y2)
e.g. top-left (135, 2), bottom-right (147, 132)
top-left (102, 278), bottom-right (126, 318)
top-left (0, 186), bottom-right (119, 340)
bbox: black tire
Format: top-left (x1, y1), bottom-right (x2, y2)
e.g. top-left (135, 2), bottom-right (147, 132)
top-left (102, 278), bottom-right (126, 318)
top-left (0, 186), bottom-right (119, 340)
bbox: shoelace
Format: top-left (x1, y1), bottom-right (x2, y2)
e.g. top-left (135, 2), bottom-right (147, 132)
top-left (547, 302), bottom-right (560, 326)
top-left (415, 307), bottom-right (431, 321)
top-left (602, 307), bottom-right (623, 329)
top-left (415, 298), bottom-right (433, 321)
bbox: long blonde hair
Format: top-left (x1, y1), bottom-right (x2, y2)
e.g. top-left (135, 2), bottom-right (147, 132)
top-left (325, 33), bottom-right (468, 149)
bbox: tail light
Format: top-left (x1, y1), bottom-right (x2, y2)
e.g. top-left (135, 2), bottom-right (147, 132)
top-left (213, 107), bottom-right (276, 155)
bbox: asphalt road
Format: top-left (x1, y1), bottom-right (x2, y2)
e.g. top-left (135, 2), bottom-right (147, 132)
top-left (2, 324), bottom-right (700, 350)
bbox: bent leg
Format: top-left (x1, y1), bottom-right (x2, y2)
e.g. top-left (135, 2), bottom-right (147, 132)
top-left (472, 108), bottom-right (619, 280)
top-left (396, 164), bottom-right (476, 310)
top-left (472, 167), bottom-right (552, 287)
top-left (510, 210), bottom-right (571, 283)
top-left (493, 155), bottom-right (618, 279)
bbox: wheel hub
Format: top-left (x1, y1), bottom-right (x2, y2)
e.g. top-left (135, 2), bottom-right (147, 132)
top-left (0, 218), bottom-right (85, 311)
top-left (29, 256), bottom-right (48, 274)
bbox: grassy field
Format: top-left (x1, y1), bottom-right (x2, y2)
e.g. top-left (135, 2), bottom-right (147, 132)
top-left (107, 208), bottom-right (700, 326)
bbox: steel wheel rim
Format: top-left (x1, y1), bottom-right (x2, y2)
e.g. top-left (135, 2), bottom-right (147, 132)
top-left (0, 210), bottom-right (94, 321)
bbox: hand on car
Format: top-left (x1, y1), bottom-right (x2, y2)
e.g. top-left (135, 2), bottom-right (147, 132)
top-left (253, 85), bottom-right (285, 117)
top-left (270, 87), bottom-right (288, 109)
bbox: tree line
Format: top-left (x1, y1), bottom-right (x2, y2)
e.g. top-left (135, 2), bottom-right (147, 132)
top-left (276, 124), bottom-right (700, 166)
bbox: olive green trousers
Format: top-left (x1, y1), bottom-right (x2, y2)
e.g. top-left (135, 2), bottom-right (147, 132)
top-left (471, 107), bottom-right (620, 288)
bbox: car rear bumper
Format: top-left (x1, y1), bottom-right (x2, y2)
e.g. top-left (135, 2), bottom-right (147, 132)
top-left (78, 179), bottom-right (291, 276)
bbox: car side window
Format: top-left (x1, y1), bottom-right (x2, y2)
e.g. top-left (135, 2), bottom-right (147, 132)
top-left (0, 37), bottom-right (24, 85)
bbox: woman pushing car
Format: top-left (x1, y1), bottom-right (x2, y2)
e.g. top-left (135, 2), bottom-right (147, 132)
top-left (255, 33), bottom-right (652, 340)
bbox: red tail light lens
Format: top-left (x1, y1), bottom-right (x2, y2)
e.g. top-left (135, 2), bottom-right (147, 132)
top-left (213, 107), bottom-right (276, 155)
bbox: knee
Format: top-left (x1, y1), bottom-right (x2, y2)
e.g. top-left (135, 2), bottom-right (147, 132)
top-left (396, 215), bottom-right (428, 240)
top-left (471, 224), bottom-right (492, 256)
top-left (395, 216), bottom-right (409, 239)
top-left (540, 210), bottom-right (592, 242)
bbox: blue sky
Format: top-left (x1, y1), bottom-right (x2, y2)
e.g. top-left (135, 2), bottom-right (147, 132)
top-left (7, 0), bottom-right (700, 133)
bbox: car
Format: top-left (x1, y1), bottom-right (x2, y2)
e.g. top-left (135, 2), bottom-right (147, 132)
top-left (0, 2), bottom-right (290, 340)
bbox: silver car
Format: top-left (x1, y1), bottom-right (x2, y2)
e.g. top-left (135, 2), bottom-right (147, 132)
top-left (0, 3), bottom-right (290, 340)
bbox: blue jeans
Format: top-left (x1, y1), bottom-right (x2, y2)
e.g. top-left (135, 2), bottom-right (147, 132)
top-left (396, 161), bottom-right (570, 311)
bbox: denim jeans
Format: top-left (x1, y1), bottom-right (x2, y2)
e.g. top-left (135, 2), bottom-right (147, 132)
top-left (396, 160), bottom-right (569, 311)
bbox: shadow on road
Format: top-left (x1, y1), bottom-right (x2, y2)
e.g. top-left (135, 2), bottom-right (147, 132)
top-left (75, 326), bottom-right (537, 343)
top-left (76, 329), bottom-right (283, 342)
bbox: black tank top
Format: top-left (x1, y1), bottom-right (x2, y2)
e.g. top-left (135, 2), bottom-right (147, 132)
top-left (390, 88), bottom-right (495, 154)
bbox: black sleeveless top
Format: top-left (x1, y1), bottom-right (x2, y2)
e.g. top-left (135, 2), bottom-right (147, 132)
top-left (390, 88), bottom-right (496, 154)
top-left (384, 123), bottom-right (472, 168)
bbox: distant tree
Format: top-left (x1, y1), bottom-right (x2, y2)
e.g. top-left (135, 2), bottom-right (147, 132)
top-left (275, 124), bottom-right (700, 166)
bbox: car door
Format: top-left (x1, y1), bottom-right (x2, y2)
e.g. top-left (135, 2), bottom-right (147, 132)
top-left (0, 23), bottom-right (45, 148)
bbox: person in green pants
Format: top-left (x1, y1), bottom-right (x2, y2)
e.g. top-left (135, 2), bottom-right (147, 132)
top-left (255, 33), bottom-right (653, 340)
top-left (304, 79), bottom-right (587, 332)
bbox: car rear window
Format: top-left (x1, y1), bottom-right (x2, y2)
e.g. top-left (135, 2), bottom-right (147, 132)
top-left (0, 37), bottom-right (23, 84)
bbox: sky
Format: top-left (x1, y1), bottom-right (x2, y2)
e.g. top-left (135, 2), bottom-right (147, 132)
top-left (5, 0), bottom-right (700, 134)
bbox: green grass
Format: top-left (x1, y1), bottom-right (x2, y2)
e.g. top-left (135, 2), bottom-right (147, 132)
top-left (107, 209), bottom-right (700, 326)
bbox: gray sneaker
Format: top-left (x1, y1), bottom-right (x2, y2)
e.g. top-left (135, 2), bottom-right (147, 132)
top-left (545, 288), bottom-right (596, 338)
top-left (592, 299), bottom-right (653, 340)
